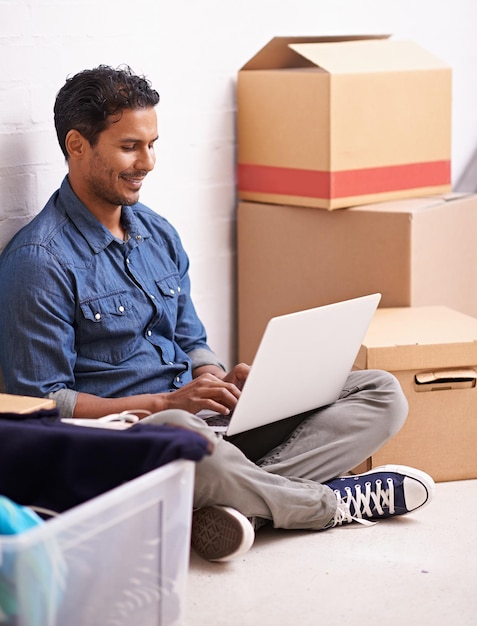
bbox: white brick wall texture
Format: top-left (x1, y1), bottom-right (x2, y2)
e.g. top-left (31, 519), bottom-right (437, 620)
top-left (1, 0), bottom-right (477, 367)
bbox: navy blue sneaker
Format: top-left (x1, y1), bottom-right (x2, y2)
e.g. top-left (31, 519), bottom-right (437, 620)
top-left (325, 465), bottom-right (435, 527)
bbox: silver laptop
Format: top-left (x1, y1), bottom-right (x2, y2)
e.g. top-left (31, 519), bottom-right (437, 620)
top-left (201, 293), bottom-right (381, 436)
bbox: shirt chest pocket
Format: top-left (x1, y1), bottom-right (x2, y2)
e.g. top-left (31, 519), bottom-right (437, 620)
top-left (80, 293), bottom-right (129, 323)
top-left (78, 292), bottom-right (139, 364)
top-left (154, 276), bottom-right (181, 323)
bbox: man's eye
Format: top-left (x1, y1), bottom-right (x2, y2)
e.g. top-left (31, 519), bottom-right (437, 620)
top-left (122, 145), bottom-right (135, 151)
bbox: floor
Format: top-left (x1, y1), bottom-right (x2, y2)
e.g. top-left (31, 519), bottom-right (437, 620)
top-left (186, 478), bottom-right (477, 625)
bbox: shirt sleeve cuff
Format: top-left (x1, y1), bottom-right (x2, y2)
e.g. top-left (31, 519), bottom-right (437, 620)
top-left (47, 388), bottom-right (78, 418)
top-left (188, 348), bottom-right (226, 372)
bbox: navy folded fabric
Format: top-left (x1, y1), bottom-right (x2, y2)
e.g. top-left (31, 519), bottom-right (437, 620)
top-left (0, 410), bottom-right (209, 513)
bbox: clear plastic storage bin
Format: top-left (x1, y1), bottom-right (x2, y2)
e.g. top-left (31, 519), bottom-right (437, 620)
top-left (0, 459), bottom-right (195, 626)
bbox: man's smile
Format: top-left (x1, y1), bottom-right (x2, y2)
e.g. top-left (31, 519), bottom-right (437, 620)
top-left (120, 173), bottom-right (147, 189)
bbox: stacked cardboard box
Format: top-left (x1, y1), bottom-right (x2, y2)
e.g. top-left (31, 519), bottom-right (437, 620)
top-left (237, 193), bottom-right (477, 363)
top-left (237, 34), bottom-right (454, 362)
top-left (236, 37), bottom-right (477, 481)
top-left (237, 36), bottom-right (451, 210)
top-left (353, 307), bottom-right (477, 482)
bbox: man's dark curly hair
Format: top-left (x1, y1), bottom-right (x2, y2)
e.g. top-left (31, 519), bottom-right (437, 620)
top-left (54, 65), bottom-right (160, 159)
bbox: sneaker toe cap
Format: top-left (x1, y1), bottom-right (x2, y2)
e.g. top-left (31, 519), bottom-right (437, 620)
top-left (402, 476), bottom-right (432, 512)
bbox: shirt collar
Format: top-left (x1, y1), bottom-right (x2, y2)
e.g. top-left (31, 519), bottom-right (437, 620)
top-left (58, 177), bottom-right (151, 253)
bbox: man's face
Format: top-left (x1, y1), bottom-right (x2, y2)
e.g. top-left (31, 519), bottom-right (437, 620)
top-left (82, 106), bottom-right (158, 210)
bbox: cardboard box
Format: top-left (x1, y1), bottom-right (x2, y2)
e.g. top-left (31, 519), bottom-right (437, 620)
top-left (237, 193), bottom-right (477, 363)
top-left (354, 306), bottom-right (477, 482)
top-left (0, 393), bottom-right (56, 413)
top-left (237, 36), bottom-right (452, 210)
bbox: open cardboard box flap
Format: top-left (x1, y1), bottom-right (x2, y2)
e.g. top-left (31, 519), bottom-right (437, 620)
top-left (288, 39), bottom-right (448, 74)
top-left (240, 34), bottom-right (389, 70)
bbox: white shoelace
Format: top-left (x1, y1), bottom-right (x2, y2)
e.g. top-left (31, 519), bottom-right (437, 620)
top-left (331, 478), bottom-right (395, 527)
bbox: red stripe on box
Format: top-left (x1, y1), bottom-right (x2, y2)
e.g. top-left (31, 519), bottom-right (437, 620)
top-left (238, 161), bottom-right (451, 199)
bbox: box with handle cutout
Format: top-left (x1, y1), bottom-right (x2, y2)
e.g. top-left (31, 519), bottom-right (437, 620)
top-left (353, 306), bottom-right (477, 482)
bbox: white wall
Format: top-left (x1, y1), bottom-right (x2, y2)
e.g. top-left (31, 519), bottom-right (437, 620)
top-left (1, 0), bottom-right (476, 368)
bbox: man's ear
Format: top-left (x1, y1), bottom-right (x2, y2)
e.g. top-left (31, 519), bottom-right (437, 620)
top-left (65, 130), bottom-right (87, 160)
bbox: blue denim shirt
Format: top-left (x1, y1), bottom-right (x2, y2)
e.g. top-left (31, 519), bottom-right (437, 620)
top-left (0, 177), bottom-right (223, 416)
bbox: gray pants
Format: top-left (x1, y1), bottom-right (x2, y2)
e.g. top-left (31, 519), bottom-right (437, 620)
top-left (143, 370), bottom-right (408, 530)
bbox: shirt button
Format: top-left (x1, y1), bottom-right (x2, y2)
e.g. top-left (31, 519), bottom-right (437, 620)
top-left (94, 313), bottom-right (101, 321)
top-left (169, 289), bottom-right (175, 295)
top-left (126, 258), bottom-right (130, 264)
top-left (136, 235), bottom-right (142, 240)
top-left (177, 286), bottom-right (181, 293)
top-left (150, 294), bottom-right (155, 300)
top-left (118, 305), bottom-right (125, 313)
top-left (147, 330), bottom-right (152, 337)
top-left (168, 361), bottom-right (174, 366)
top-left (175, 377), bottom-right (180, 383)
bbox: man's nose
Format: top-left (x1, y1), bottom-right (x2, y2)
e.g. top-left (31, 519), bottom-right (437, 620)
top-left (136, 147), bottom-right (156, 171)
